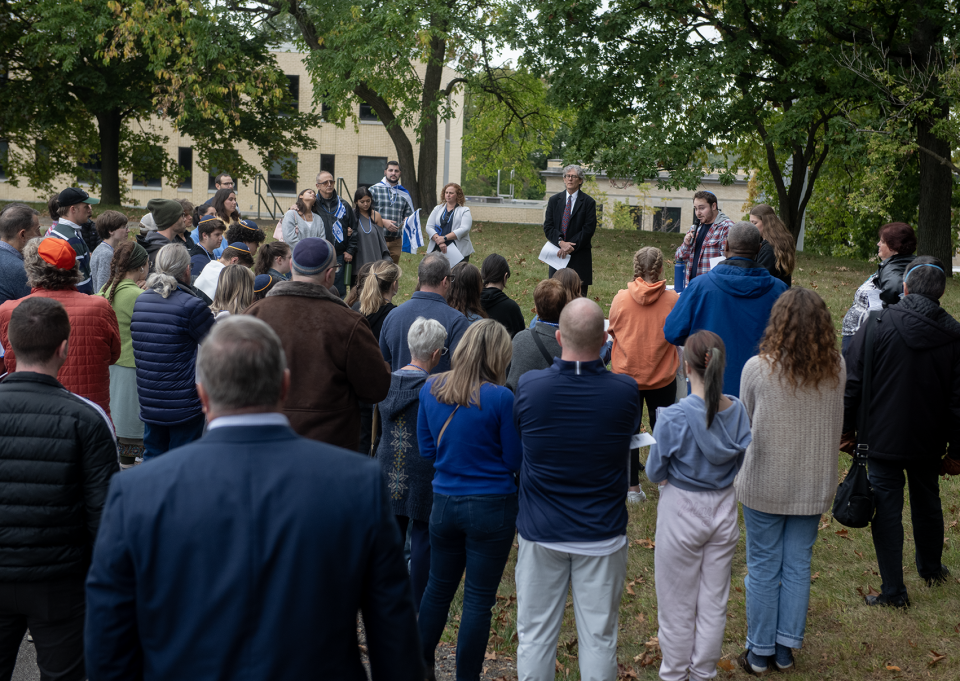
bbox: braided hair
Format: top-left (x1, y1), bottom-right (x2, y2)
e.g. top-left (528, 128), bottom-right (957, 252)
top-left (102, 241), bottom-right (141, 304)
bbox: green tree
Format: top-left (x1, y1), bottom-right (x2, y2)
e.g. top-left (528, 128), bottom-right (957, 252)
top-left (0, 0), bottom-right (321, 204)
top-left (200, 0), bottom-right (557, 211)
top-left (515, 0), bottom-right (877, 242)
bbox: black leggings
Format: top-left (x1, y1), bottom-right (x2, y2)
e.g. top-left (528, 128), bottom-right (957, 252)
top-left (630, 381), bottom-right (678, 486)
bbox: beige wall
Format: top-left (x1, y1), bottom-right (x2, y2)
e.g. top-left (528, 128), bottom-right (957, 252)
top-left (468, 203), bottom-right (545, 225)
top-left (542, 161), bottom-right (751, 232)
top-left (0, 51), bottom-right (465, 215)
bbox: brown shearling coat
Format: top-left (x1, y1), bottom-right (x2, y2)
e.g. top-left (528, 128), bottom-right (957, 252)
top-left (245, 280), bottom-right (390, 450)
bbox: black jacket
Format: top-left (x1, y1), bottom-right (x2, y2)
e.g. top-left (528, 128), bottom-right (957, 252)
top-left (844, 294), bottom-right (960, 463)
top-left (480, 287), bottom-right (526, 338)
top-left (756, 240), bottom-right (792, 286)
top-left (543, 190), bottom-right (597, 284)
top-left (875, 253), bottom-right (916, 307)
top-left (312, 192), bottom-right (359, 258)
top-left (0, 372), bottom-right (118, 581)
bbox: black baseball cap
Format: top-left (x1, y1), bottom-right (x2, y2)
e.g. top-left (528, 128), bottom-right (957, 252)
top-left (57, 187), bottom-right (100, 207)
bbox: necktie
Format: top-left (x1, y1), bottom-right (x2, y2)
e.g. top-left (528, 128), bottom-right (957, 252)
top-left (561, 195), bottom-right (572, 238)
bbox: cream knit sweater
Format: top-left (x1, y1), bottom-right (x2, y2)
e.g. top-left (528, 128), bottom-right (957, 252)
top-left (734, 355), bottom-right (846, 515)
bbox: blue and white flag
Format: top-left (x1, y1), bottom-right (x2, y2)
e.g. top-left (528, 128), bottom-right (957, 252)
top-left (330, 196), bottom-right (347, 243)
top-left (402, 209), bottom-right (424, 253)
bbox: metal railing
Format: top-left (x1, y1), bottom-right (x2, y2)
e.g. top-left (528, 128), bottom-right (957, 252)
top-left (252, 173), bottom-right (285, 220)
top-left (337, 177), bottom-right (352, 204)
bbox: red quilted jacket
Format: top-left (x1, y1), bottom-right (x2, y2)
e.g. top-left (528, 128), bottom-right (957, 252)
top-left (0, 288), bottom-right (121, 416)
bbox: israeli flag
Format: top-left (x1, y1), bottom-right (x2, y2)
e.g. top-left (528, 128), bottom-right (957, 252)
top-left (402, 209), bottom-right (425, 253)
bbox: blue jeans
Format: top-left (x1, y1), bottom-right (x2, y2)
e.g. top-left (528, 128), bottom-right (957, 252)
top-left (142, 414), bottom-right (206, 461)
top-left (742, 506), bottom-right (820, 656)
top-left (418, 493), bottom-right (518, 680)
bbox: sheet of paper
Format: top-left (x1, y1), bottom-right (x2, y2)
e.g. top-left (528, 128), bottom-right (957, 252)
top-left (709, 256), bottom-right (726, 270)
top-left (631, 433), bottom-right (656, 449)
top-left (538, 241), bottom-right (570, 270)
top-left (442, 241), bottom-right (464, 267)
top-left (865, 288), bottom-right (883, 311)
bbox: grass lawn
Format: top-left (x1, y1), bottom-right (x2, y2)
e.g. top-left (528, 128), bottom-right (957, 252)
top-left (395, 222), bottom-right (960, 680)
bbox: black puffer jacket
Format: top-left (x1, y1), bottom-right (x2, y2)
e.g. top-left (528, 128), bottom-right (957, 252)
top-left (0, 372), bottom-right (119, 581)
top-left (875, 253), bottom-right (916, 307)
top-left (844, 294), bottom-right (960, 463)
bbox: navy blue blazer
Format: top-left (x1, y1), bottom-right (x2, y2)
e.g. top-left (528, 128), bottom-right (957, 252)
top-left (84, 423), bottom-right (423, 681)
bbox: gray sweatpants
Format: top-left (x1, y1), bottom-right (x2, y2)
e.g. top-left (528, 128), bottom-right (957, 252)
top-left (654, 483), bottom-right (739, 681)
top-left (515, 537), bottom-right (628, 681)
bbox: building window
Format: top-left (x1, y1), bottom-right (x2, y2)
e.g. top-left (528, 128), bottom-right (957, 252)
top-left (268, 155), bottom-right (297, 195)
top-left (78, 155), bottom-right (102, 185)
top-left (629, 206), bottom-right (643, 230)
top-left (178, 147), bottom-right (193, 189)
top-left (0, 140), bottom-right (8, 180)
top-left (359, 101), bottom-right (379, 122)
top-left (320, 154), bottom-right (335, 178)
top-left (652, 207), bottom-right (681, 233)
top-left (133, 145), bottom-right (163, 188)
top-left (286, 75), bottom-right (299, 113)
top-left (357, 156), bottom-right (387, 189)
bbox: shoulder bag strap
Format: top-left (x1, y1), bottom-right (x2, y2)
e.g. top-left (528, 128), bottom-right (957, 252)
top-left (436, 404), bottom-right (460, 447)
top-left (857, 310), bottom-right (881, 459)
top-left (370, 404), bottom-right (379, 457)
top-left (529, 327), bottom-right (555, 366)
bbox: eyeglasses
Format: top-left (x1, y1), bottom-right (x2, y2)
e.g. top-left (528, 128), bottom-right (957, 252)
top-left (563, 174), bottom-right (580, 180)
top-left (317, 180), bottom-right (334, 186)
top-left (440, 347), bottom-right (448, 355)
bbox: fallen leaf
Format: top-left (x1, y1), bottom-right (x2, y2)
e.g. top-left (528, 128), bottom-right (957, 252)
top-left (717, 658), bottom-right (736, 672)
top-left (734, 585), bottom-right (743, 592)
top-left (867, 585), bottom-right (880, 596)
top-left (886, 665), bottom-right (901, 671)
top-left (855, 550), bottom-right (864, 559)
top-left (555, 659), bottom-right (566, 672)
top-left (617, 662), bottom-right (639, 678)
top-left (635, 538), bottom-right (656, 549)
top-left (635, 612), bottom-right (646, 624)
top-left (836, 529), bottom-right (852, 540)
top-left (929, 650), bottom-right (946, 666)
top-left (908, 640), bottom-right (916, 647)
top-left (484, 651), bottom-right (497, 661)
top-left (645, 636), bottom-right (660, 653)
top-left (625, 582), bottom-right (636, 596)
top-left (811, 571), bottom-right (820, 582)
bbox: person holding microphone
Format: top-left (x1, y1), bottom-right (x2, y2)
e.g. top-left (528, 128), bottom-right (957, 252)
top-left (674, 191), bottom-right (734, 288)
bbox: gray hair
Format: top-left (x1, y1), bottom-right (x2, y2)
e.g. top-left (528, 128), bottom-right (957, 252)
top-left (903, 255), bottom-right (946, 299)
top-left (418, 253), bottom-right (451, 288)
top-left (145, 243), bottom-right (190, 298)
top-left (727, 221), bottom-right (761, 257)
top-left (0, 203), bottom-right (39, 240)
top-left (408, 316), bottom-right (447, 361)
top-left (197, 316), bottom-right (287, 411)
top-left (562, 164), bottom-right (585, 182)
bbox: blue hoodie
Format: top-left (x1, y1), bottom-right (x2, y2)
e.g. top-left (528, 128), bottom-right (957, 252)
top-left (646, 394), bottom-right (751, 492)
top-left (663, 258), bottom-right (787, 396)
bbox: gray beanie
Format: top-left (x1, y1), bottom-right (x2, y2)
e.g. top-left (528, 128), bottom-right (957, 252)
top-left (147, 198), bottom-right (184, 231)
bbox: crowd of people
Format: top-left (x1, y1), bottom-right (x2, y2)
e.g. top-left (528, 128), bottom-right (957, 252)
top-left (0, 166), bottom-right (958, 681)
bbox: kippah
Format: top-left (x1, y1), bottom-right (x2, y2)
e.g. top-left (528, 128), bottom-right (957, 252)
top-left (225, 242), bottom-right (250, 255)
top-left (198, 214), bottom-right (219, 225)
top-left (254, 274), bottom-right (275, 293)
top-left (905, 263), bottom-right (944, 282)
top-left (292, 237), bottom-right (336, 276)
top-left (238, 219), bottom-right (260, 232)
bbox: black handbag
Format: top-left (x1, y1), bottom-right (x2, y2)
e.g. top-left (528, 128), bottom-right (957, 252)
top-left (833, 310), bottom-right (879, 528)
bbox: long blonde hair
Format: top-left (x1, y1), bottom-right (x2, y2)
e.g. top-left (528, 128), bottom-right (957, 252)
top-left (749, 204), bottom-right (796, 276)
top-left (430, 320), bottom-right (511, 407)
top-left (360, 260), bottom-right (402, 316)
top-left (210, 264), bottom-right (254, 316)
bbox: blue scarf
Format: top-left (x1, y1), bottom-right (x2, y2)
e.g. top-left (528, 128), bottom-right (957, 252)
top-left (318, 195), bottom-right (347, 243)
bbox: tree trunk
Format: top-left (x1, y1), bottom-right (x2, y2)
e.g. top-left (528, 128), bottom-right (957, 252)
top-left (915, 104), bottom-right (953, 263)
top-left (95, 109), bottom-right (123, 205)
top-left (416, 34), bottom-right (446, 211)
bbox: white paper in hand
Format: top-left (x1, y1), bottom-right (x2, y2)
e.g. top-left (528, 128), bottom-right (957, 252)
top-left (631, 432), bottom-right (656, 449)
top-left (442, 241), bottom-right (464, 267)
top-left (538, 241), bottom-right (569, 270)
top-left (709, 256), bottom-right (726, 270)
top-left (865, 288), bottom-right (883, 311)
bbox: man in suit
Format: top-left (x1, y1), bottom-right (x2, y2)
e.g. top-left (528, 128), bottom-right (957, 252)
top-left (85, 316), bottom-right (423, 681)
top-left (543, 164), bottom-right (597, 297)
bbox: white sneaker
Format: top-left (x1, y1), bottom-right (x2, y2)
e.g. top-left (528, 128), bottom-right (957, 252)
top-left (627, 490), bottom-right (647, 503)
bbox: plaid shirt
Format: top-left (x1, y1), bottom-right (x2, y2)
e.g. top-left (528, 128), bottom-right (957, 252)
top-left (368, 182), bottom-right (412, 239)
top-left (674, 212), bottom-right (734, 286)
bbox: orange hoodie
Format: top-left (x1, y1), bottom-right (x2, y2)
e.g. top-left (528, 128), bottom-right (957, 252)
top-left (608, 278), bottom-right (680, 390)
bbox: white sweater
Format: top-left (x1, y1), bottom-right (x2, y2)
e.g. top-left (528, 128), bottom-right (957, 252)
top-left (734, 355), bottom-right (846, 515)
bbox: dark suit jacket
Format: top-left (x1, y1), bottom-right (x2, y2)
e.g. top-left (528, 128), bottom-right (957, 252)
top-left (84, 423), bottom-right (422, 681)
top-left (543, 190), bottom-right (598, 285)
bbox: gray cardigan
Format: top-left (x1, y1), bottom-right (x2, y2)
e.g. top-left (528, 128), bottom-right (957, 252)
top-left (506, 322), bottom-right (562, 392)
top-left (734, 355), bottom-right (846, 515)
